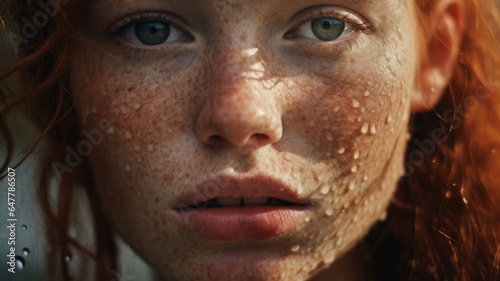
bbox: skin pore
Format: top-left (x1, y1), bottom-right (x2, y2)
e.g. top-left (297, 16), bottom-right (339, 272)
top-left (67, 0), bottom-right (448, 280)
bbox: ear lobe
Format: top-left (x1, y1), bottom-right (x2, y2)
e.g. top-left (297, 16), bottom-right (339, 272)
top-left (412, 0), bottom-right (465, 112)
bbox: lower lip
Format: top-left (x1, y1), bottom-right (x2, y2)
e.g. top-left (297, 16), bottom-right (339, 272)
top-left (175, 206), bottom-right (306, 241)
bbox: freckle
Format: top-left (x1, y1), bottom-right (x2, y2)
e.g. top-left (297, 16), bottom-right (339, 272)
top-left (337, 147), bottom-right (346, 154)
top-left (147, 144), bottom-right (154, 151)
top-left (326, 134), bottom-right (333, 142)
top-left (125, 165), bottom-right (131, 172)
top-left (353, 150), bottom-right (360, 160)
top-left (360, 123), bottom-right (369, 134)
top-left (325, 209), bottom-right (334, 216)
top-left (370, 124), bottom-right (377, 135)
top-left (352, 99), bottom-right (360, 108)
top-left (319, 184), bottom-right (330, 195)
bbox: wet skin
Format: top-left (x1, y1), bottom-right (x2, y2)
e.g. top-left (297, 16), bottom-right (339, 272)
top-left (71, 0), bottom-right (419, 280)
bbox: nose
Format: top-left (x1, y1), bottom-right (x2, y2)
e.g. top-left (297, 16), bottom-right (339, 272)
top-left (196, 49), bottom-right (282, 152)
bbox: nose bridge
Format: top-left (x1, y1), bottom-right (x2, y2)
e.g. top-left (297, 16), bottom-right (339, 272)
top-left (196, 44), bottom-right (282, 150)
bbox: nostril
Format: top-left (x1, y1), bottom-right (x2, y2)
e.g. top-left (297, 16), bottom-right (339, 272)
top-left (254, 133), bottom-right (270, 143)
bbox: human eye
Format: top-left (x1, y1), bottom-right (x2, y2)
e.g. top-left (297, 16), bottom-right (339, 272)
top-left (285, 7), bottom-right (373, 53)
top-left (108, 12), bottom-right (193, 52)
top-left (295, 17), bottom-right (355, 41)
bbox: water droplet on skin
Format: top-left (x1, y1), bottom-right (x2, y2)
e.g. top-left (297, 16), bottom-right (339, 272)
top-left (290, 245), bottom-right (300, 252)
top-left (309, 121), bottom-right (315, 127)
top-left (348, 181), bottom-right (356, 191)
top-left (106, 127), bottom-right (115, 134)
top-left (167, 128), bottom-right (173, 134)
top-left (21, 225), bottom-right (27, 230)
top-left (445, 191), bottom-right (452, 198)
top-left (363, 91), bottom-right (370, 97)
top-left (297, 185), bottom-right (304, 195)
top-left (147, 145), bottom-right (154, 152)
top-left (133, 103), bottom-right (141, 110)
top-left (64, 254), bottom-right (72, 263)
top-left (15, 256), bottom-right (25, 271)
top-left (323, 251), bottom-right (336, 264)
top-left (352, 99), bottom-right (360, 108)
top-left (370, 124), bottom-right (377, 135)
top-left (360, 123), bottom-right (369, 134)
top-left (362, 175), bottom-right (369, 182)
top-left (125, 131), bottom-right (132, 139)
top-left (305, 217), bottom-right (311, 223)
top-left (22, 248), bottom-right (30, 257)
top-left (353, 150), bottom-right (360, 160)
top-left (352, 215), bottom-right (359, 222)
top-left (350, 165), bottom-right (358, 173)
top-left (337, 147), bottom-right (346, 155)
top-left (125, 165), bottom-right (131, 172)
top-left (397, 28), bottom-right (403, 40)
top-left (335, 238), bottom-right (343, 247)
top-left (326, 134), bottom-right (333, 142)
top-left (134, 145), bottom-right (140, 152)
top-left (319, 184), bottom-right (330, 195)
top-left (325, 209), bottom-right (334, 216)
top-left (385, 114), bottom-right (392, 124)
top-left (91, 106), bottom-right (97, 114)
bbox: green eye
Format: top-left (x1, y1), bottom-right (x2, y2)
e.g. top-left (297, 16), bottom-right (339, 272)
top-left (289, 16), bottom-right (356, 43)
top-left (311, 17), bottom-right (345, 41)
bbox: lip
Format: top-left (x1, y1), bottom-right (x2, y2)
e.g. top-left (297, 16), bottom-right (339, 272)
top-left (173, 175), bottom-right (311, 241)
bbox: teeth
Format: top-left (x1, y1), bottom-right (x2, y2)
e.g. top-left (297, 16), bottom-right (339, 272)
top-left (243, 198), bottom-right (269, 206)
top-left (216, 198), bottom-right (242, 206)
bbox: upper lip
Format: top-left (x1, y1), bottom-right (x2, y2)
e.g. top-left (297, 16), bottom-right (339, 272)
top-left (174, 174), bottom-right (311, 209)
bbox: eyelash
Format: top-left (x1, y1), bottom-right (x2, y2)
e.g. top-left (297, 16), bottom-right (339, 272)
top-left (106, 9), bottom-right (374, 56)
top-left (107, 12), bottom-right (191, 55)
top-left (286, 8), bottom-right (374, 53)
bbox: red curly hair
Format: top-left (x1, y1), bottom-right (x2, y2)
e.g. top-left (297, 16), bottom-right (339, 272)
top-left (1, 0), bottom-right (499, 280)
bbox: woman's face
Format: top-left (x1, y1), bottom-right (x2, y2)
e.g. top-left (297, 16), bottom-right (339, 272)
top-left (71, 0), bottom-right (417, 280)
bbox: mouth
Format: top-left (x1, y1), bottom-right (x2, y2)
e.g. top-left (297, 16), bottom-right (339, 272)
top-left (173, 175), bottom-right (311, 241)
top-left (181, 197), bottom-right (298, 209)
